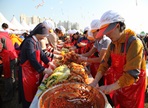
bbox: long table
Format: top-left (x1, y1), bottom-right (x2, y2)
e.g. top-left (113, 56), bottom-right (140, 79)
top-left (30, 62), bottom-right (148, 108)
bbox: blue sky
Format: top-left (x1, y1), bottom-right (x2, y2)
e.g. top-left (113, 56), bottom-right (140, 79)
top-left (0, 0), bottom-right (148, 32)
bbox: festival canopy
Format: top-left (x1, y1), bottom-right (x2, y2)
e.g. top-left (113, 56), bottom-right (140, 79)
top-left (0, 12), bottom-right (17, 30)
top-left (21, 19), bottom-right (31, 31)
top-left (10, 15), bottom-right (25, 30)
top-left (29, 23), bottom-right (37, 30)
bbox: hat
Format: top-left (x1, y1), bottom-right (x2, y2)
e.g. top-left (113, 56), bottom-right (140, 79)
top-left (42, 20), bottom-right (55, 30)
top-left (72, 29), bottom-right (77, 34)
top-left (96, 10), bottom-right (125, 38)
top-left (90, 19), bottom-right (100, 32)
top-left (83, 26), bottom-right (90, 34)
top-left (30, 23), bottom-right (50, 36)
top-left (87, 30), bottom-right (94, 41)
top-left (58, 26), bottom-right (66, 34)
top-left (84, 26), bottom-right (90, 32)
top-left (67, 29), bottom-right (72, 35)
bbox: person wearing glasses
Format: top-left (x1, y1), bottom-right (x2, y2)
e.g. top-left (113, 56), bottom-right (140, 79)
top-left (90, 10), bottom-right (146, 108)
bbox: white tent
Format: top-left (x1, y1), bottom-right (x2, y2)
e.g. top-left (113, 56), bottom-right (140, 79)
top-left (0, 12), bottom-right (17, 30)
top-left (29, 23), bottom-right (37, 31)
top-left (21, 19), bottom-right (31, 31)
top-left (10, 16), bottom-right (25, 30)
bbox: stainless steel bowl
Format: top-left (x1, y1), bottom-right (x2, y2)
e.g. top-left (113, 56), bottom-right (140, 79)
top-left (38, 83), bottom-right (110, 108)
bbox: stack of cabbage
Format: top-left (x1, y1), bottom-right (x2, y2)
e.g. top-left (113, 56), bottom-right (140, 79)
top-left (39, 65), bottom-right (70, 91)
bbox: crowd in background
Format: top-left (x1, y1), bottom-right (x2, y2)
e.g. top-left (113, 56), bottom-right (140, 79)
top-left (0, 10), bottom-right (147, 108)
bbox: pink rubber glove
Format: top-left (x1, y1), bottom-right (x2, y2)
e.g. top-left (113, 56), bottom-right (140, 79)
top-left (48, 61), bottom-right (56, 70)
top-left (79, 56), bottom-right (88, 62)
top-left (53, 54), bottom-right (63, 59)
top-left (99, 81), bottom-right (120, 94)
top-left (89, 72), bottom-right (103, 87)
top-left (43, 68), bottom-right (53, 75)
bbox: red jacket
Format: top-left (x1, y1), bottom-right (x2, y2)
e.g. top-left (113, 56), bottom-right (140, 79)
top-left (0, 32), bottom-right (18, 58)
top-left (0, 49), bottom-right (17, 78)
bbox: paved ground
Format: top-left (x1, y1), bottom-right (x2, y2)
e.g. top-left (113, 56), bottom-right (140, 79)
top-left (0, 78), bottom-right (147, 108)
top-left (0, 78), bottom-right (22, 108)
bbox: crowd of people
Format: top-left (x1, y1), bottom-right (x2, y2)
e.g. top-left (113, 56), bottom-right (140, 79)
top-left (0, 10), bottom-right (147, 108)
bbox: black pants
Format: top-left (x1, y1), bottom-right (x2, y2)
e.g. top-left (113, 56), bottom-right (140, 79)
top-left (0, 64), bottom-right (3, 77)
top-left (3, 78), bottom-right (14, 101)
top-left (3, 59), bottom-right (17, 101)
